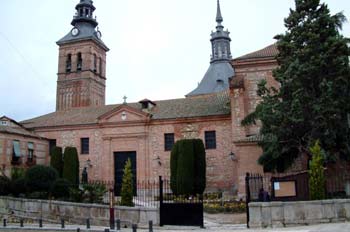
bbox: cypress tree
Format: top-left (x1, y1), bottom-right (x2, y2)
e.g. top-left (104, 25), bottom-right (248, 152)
top-left (62, 147), bottom-right (80, 186)
top-left (170, 141), bottom-right (179, 195)
top-left (50, 146), bottom-right (63, 177)
top-left (242, 0), bottom-right (350, 172)
top-left (309, 140), bottom-right (326, 200)
top-left (176, 140), bottom-right (195, 195)
top-left (120, 159), bottom-right (134, 206)
top-left (193, 139), bottom-right (206, 194)
top-left (170, 139), bottom-right (206, 195)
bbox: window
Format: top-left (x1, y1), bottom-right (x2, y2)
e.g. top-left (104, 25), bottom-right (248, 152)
top-left (49, 139), bottom-right (56, 156)
top-left (99, 58), bottom-right (102, 74)
top-left (66, 54), bottom-right (72, 72)
top-left (205, 131), bottom-right (216, 149)
top-left (93, 54), bottom-right (97, 72)
top-left (77, 52), bottom-right (82, 71)
top-left (164, 133), bottom-right (175, 151)
top-left (28, 142), bottom-right (34, 162)
top-left (13, 140), bottom-right (21, 157)
top-left (0, 121), bottom-right (8, 126)
top-left (81, 138), bottom-right (89, 154)
top-left (12, 140), bottom-right (21, 164)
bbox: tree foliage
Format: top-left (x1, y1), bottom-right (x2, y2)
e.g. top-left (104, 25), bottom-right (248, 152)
top-left (309, 140), bottom-right (326, 200)
top-left (120, 158), bottom-right (134, 206)
top-left (170, 139), bottom-right (206, 195)
top-left (50, 146), bottom-right (64, 177)
top-left (62, 147), bottom-right (80, 185)
top-left (25, 165), bottom-right (58, 193)
top-left (242, 0), bottom-right (350, 172)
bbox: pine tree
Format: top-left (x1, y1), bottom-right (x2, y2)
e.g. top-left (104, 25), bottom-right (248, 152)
top-left (309, 140), bottom-right (326, 200)
top-left (50, 146), bottom-right (63, 177)
top-left (242, 0), bottom-right (350, 172)
top-left (120, 159), bottom-right (134, 206)
top-left (62, 147), bottom-right (80, 185)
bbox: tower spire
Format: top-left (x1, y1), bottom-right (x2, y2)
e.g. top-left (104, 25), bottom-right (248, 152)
top-left (216, 0), bottom-right (223, 24)
top-left (186, 0), bottom-right (234, 97)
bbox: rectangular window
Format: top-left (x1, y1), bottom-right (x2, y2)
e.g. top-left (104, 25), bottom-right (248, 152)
top-left (28, 142), bottom-right (34, 162)
top-left (49, 139), bottom-right (56, 156)
top-left (81, 138), bottom-right (89, 154)
top-left (164, 133), bottom-right (175, 151)
top-left (13, 140), bottom-right (21, 157)
top-left (205, 131), bottom-right (216, 149)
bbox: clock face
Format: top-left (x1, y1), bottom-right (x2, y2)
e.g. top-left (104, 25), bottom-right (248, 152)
top-left (96, 31), bottom-right (102, 39)
top-left (71, 28), bottom-right (79, 36)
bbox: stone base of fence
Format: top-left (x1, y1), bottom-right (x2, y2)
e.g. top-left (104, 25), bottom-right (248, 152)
top-left (249, 199), bottom-right (350, 228)
top-left (0, 197), bottom-right (158, 227)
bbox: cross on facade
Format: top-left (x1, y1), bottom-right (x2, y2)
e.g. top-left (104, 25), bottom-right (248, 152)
top-left (123, 96), bottom-right (127, 104)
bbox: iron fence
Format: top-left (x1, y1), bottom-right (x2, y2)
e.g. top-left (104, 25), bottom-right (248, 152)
top-left (86, 179), bottom-right (160, 208)
top-left (246, 171), bottom-right (350, 203)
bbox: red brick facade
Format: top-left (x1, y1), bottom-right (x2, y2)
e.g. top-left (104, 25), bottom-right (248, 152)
top-left (0, 117), bottom-right (49, 176)
top-left (56, 41), bottom-right (107, 111)
top-left (17, 43), bottom-right (283, 197)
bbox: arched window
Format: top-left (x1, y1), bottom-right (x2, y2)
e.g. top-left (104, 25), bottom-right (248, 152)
top-left (77, 53), bottom-right (82, 71)
top-left (93, 54), bottom-right (97, 72)
top-left (99, 58), bottom-right (102, 75)
top-left (66, 54), bottom-right (72, 73)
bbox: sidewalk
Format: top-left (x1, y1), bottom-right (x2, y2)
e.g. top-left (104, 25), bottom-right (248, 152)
top-left (1, 222), bottom-right (350, 232)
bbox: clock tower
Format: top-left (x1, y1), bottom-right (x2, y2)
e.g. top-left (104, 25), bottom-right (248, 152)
top-left (56, 0), bottom-right (109, 111)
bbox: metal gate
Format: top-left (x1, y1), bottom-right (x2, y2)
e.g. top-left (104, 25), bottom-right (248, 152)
top-left (159, 176), bottom-right (204, 227)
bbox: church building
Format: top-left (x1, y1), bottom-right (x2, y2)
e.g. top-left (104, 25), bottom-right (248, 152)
top-left (2, 0), bottom-right (283, 196)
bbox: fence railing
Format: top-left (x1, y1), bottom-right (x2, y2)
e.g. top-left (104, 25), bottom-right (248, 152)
top-left (246, 171), bottom-right (350, 203)
top-left (85, 179), bottom-right (161, 208)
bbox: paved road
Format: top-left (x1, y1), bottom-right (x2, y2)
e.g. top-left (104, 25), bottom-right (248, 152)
top-left (1, 222), bottom-right (350, 232)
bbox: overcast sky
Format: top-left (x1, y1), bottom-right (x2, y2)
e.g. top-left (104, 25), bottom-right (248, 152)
top-left (1, 0), bottom-right (349, 121)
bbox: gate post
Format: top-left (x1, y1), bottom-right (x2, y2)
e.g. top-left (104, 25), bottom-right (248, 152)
top-left (159, 176), bottom-right (163, 227)
top-left (245, 173), bottom-right (251, 228)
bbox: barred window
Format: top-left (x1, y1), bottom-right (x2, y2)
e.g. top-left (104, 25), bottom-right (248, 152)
top-left (205, 131), bottom-right (216, 149)
top-left (164, 133), bottom-right (175, 151)
top-left (81, 138), bottom-right (89, 154)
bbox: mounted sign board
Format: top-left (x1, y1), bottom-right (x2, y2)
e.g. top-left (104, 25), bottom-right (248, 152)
top-left (273, 181), bottom-right (296, 197)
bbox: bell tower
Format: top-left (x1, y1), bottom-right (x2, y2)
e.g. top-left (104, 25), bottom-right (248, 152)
top-left (56, 0), bottom-right (109, 111)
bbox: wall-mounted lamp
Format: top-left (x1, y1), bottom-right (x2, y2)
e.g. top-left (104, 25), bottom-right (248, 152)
top-left (86, 158), bottom-right (92, 168)
top-left (229, 152), bottom-right (237, 161)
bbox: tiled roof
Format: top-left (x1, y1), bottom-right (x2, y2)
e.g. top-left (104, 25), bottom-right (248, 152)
top-left (0, 125), bottom-right (45, 139)
top-left (21, 92), bottom-right (231, 128)
top-left (234, 44), bottom-right (278, 61)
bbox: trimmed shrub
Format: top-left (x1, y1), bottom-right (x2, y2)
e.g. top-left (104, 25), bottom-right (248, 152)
top-left (170, 139), bottom-right (207, 195)
top-left (82, 183), bottom-right (107, 204)
top-left (25, 165), bottom-right (58, 193)
top-left (120, 159), bottom-right (134, 206)
top-left (62, 147), bottom-right (79, 186)
top-left (193, 139), bottom-right (206, 194)
top-left (309, 140), bottom-right (326, 200)
top-left (176, 140), bottom-right (195, 195)
top-left (50, 146), bottom-right (64, 177)
top-left (170, 141), bottom-right (179, 195)
top-left (0, 176), bottom-right (11, 196)
top-left (51, 178), bottom-right (71, 199)
top-left (10, 177), bottom-right (27, 197)
top-left (11, 167), bottom-right (25, 180)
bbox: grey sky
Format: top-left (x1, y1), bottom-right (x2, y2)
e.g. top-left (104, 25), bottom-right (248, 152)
top-left (1, 0), bottom-right (349, 121)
